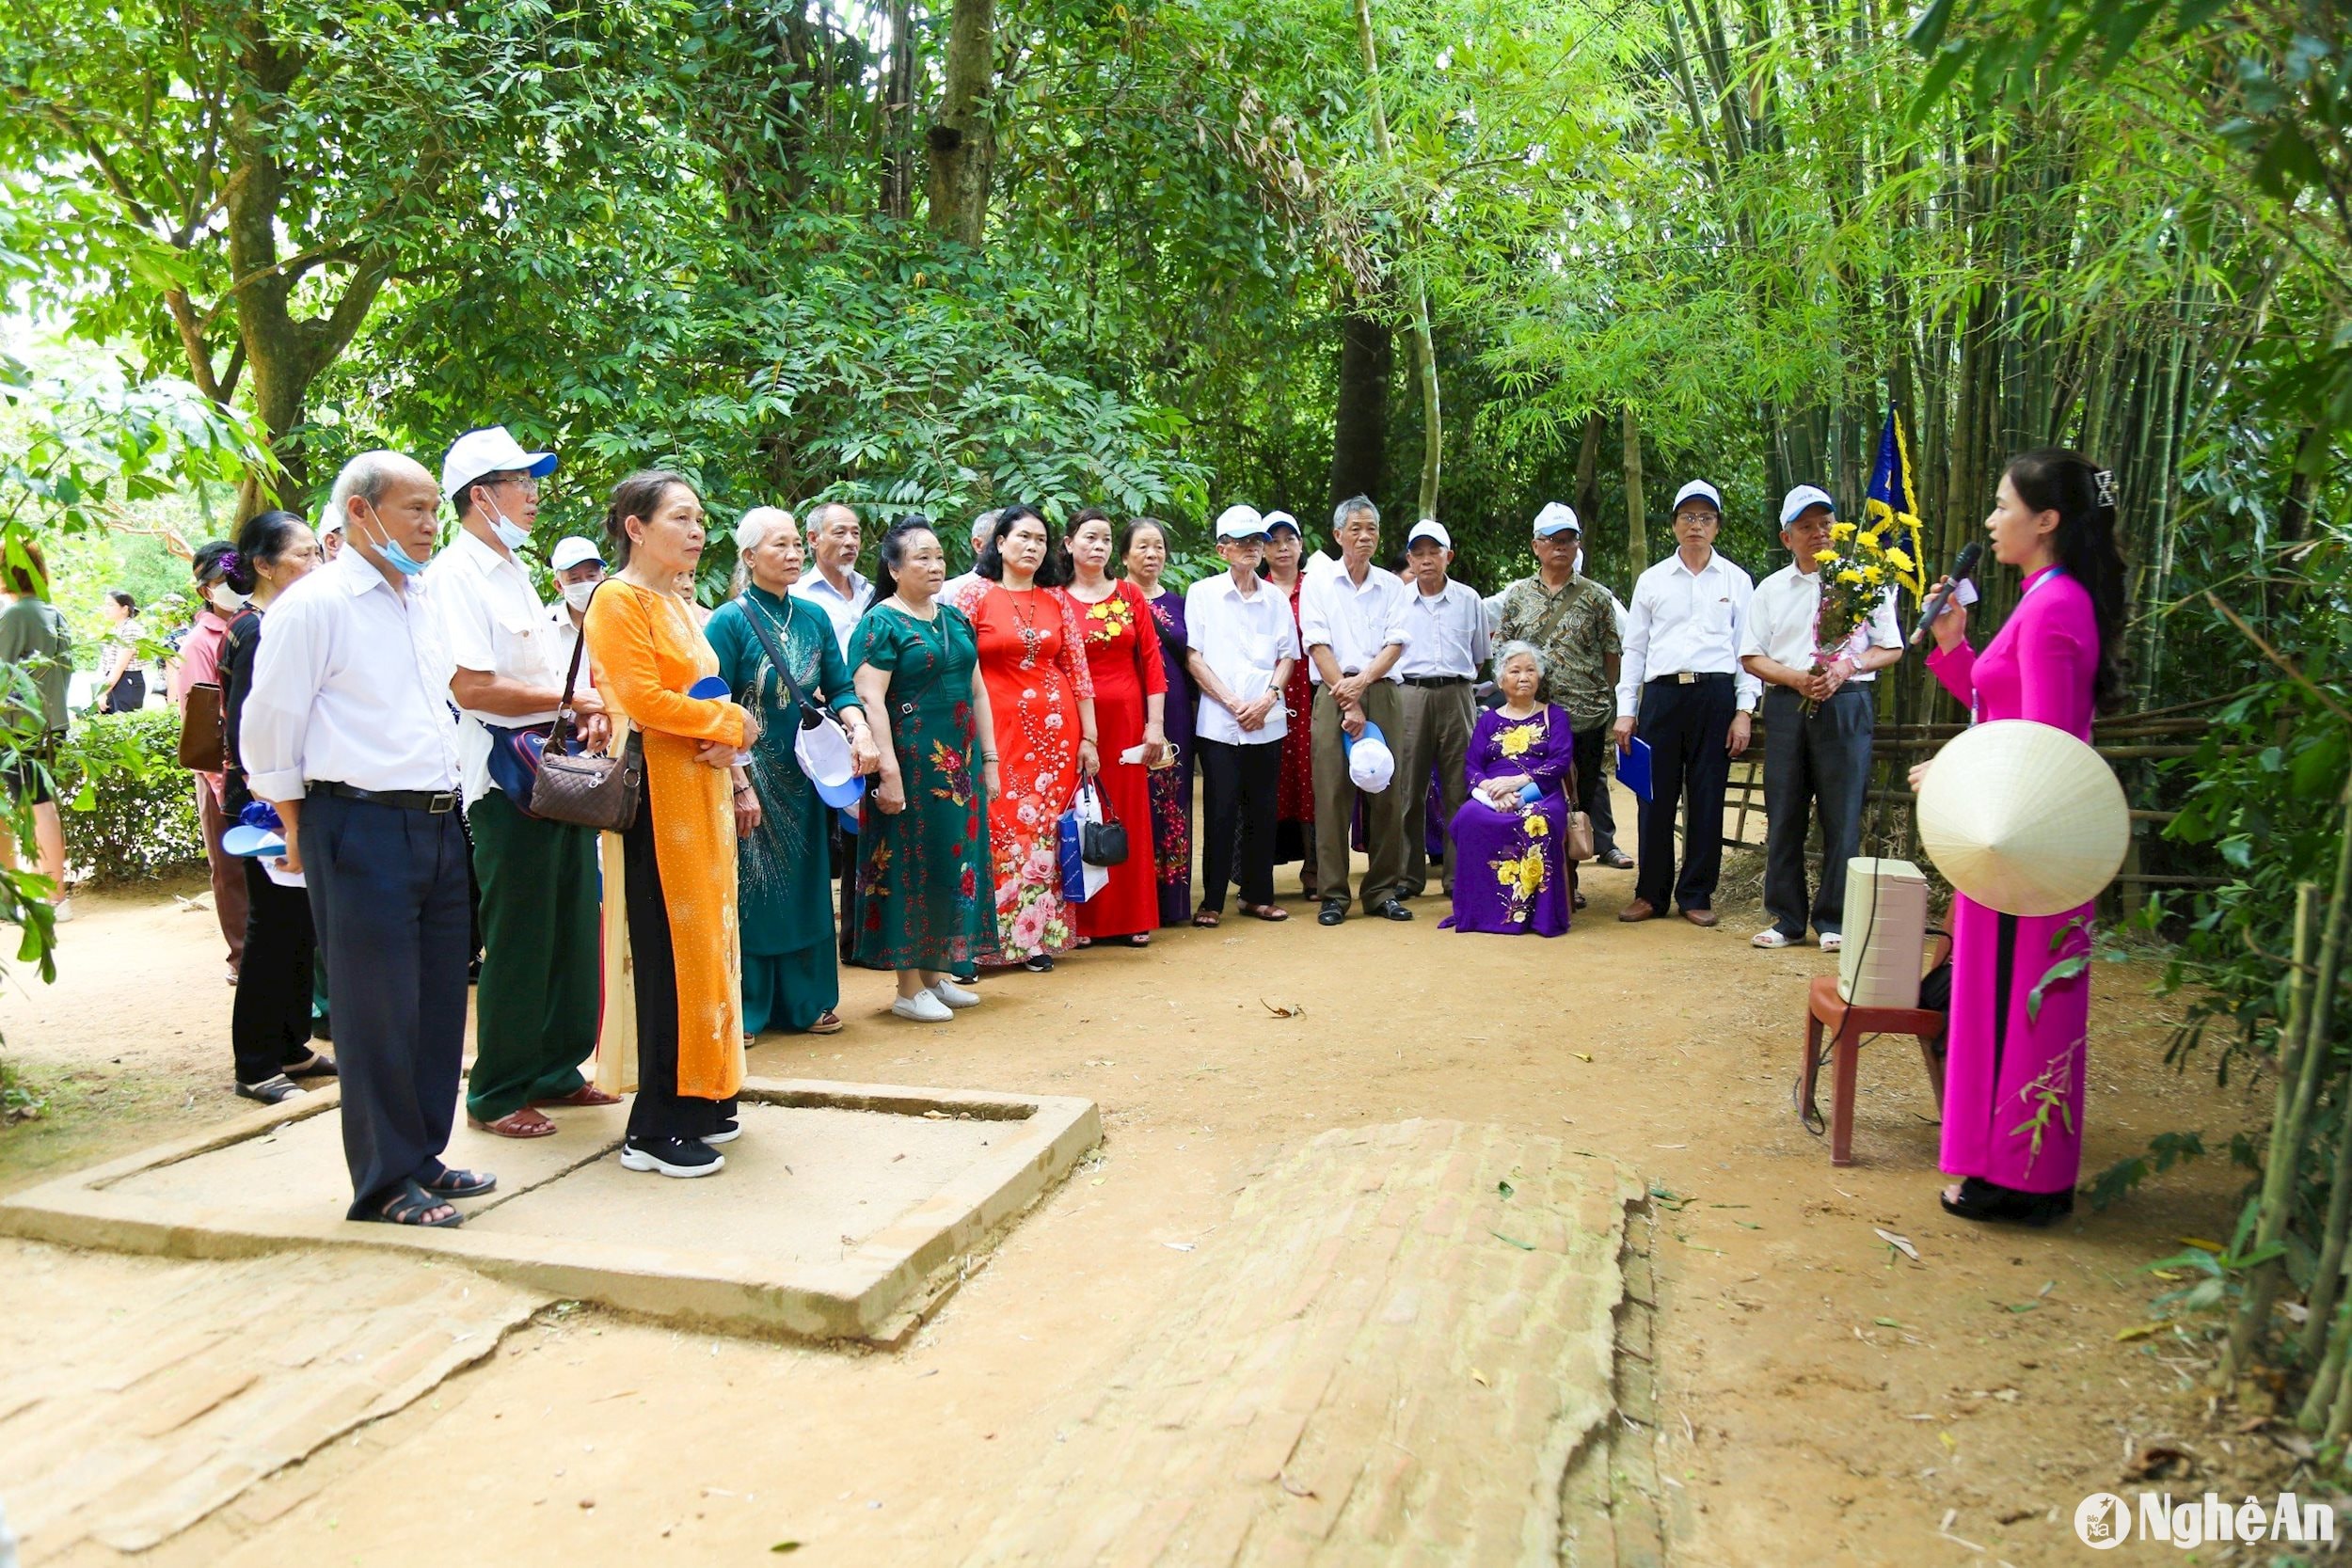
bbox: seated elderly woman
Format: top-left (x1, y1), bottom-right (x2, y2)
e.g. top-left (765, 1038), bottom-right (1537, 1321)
top-left (1441, 641), bottom-right (1578, 937)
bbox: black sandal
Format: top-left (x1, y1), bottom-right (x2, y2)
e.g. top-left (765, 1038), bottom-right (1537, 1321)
top-left (421, 1167), bottom-right (497, 1200)
top-left (284, 1051), bottom-right (339, 1079)
top-left (1023, 954), bottom-right (1055, 973)
top-left (364, 1179), bottom-right (464, 1228)
top-left (234, 1074), bottom-right (306, 1105)
top-left (1939, 1177), bottom-right (2074, 1227)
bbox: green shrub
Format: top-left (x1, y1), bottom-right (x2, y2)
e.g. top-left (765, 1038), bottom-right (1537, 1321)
top-left (53, 707), bottom-right (205, 884)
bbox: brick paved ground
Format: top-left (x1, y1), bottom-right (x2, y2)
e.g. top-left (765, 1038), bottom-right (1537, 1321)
top-left (946, 1118), bottom-right (1643, 1566)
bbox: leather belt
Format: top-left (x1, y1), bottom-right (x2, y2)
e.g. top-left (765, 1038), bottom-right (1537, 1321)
top-left (1398, 674), bottom-right (1470, 688)
top-left (311, 780), bottom-right (461, 814)
top-left (1649, 671), bottom-right (1731, 686)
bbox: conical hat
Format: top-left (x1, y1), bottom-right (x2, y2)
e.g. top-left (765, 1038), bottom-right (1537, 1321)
top-left (1915, 720), bottom-right (2127, 916)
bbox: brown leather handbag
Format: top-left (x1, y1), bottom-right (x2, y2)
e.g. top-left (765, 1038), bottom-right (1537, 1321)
top-left (1564, 808), bottom-right (1597, 863)
top-left (528, 584), bottom-right (643, 832)
top-left (177, 682), bottom-right (224, 771)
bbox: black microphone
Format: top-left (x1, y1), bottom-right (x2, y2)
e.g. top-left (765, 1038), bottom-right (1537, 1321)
top-left (1911, 542), bottom-right (1984, 647)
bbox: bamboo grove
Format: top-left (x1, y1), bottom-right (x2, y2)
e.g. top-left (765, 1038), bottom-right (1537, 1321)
top-left (2, 0), bottom-right (2349, 1431)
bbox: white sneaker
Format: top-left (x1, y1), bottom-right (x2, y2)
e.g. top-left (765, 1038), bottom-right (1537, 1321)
top-left (51, 897), bottom-right (72, 924)
top-left (1819, 932), bottom-right (1844, 953)
top-left (1750, 927), bottom-right (1798, 949)
top-left (892, 990), bottom-right (955, 1023)
top-left (930, 979), bottom-right (979, 1010)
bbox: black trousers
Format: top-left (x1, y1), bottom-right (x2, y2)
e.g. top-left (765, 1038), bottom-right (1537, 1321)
top-left (298, 792), bottom-right (469, 1216)
top-left (1760, 684), bottom-right (1875, 938)
top-left (833, 819), bottom-right (865, 964)
top-left (1197, 737), bottom-right (1280, 911)
top-left (1632, 674), bottom-right (1737, 913)
top-left (232, 858), bottom-right (317, 1085)
top-left (1570, 723), bottom-right (1621, 859)
top-left (621, 789), bottom-right (734, 1143)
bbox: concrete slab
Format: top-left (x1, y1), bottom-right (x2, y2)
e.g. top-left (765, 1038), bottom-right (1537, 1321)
top-left (0, 1077), bottom-right (1099, 1342)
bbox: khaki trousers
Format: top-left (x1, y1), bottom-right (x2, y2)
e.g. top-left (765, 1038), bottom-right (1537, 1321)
top-left (1311, 680), bottom-right (1408, 911)
top-left (1391, 679), bottom-right (1476, 895)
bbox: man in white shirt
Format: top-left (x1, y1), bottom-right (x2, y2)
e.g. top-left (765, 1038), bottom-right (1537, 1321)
top-left (1184, 505), bottom-right (1301, 923)
top-left (1299, 495), bottom-right (1416, 924)
top-left (790, 500), bottom-right (879, 962)
top-left (941, 508), bottom-right (1002, 605)
top-left (545, 534), bottom-right (604, 677)
top-left (243, 451), bottom-right (486, 1228)
top-left (425, 427), bottom-right (613, 1140)
top-left (1612, 479), bottom-right (1761, 927)
top-left (791, 501), bottom-right (873, 658)
top-left (1740, 484), bottom-right (1903, 951)
top-left (1392, 519), bottom-right (1489, 898)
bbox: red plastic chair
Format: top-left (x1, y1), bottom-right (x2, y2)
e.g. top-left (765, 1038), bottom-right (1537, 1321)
top-left (1796, 933), bottom-right (1952, 1166)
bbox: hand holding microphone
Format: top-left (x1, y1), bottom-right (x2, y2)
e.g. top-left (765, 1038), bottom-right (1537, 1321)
top-left (1911, 541), bottom-right (1984, 649)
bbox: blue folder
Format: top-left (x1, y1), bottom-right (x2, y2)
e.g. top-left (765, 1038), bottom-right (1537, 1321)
top-left (1617, 736), bottom-right (1655, 802)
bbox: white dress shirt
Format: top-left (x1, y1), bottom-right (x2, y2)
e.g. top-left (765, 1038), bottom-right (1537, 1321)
top-left (791, 565), bottom-right (873, 658)
top-left (1396, 578), bottom-right (1491, 679)
top-left (1615, 549), bottom-right (1763, 716)
top-left (1298, 561), bottom-right (1413, 685)
top-left (1184, 572), bottom-right (1302, 747)
top-left (424, 529), bottom-right (564, 801)
top-left (547, 600), bottom-right (589, 685)
top-left (1740, 562), bottom-right (1901, 683)
top-left (242, 547), bottom-right (463, 801)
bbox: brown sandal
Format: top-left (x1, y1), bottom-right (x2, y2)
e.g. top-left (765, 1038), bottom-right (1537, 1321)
top-left (806, 1010), bottom-right (845, 1035)
top-left (469, 1107), bottom-right (557, 1139)
top-left (1191, 910), bottom-right (1222, 928)
top-left (531, 1084), bottom-right (621, 1108)
top-left (1240, 903), bottom-right (1290, 922)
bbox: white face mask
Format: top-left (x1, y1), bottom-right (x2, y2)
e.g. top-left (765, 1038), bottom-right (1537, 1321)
top-left (485, 499), bottom-right (532, 553)
top-left (561, 579), bottom-right (599, 611)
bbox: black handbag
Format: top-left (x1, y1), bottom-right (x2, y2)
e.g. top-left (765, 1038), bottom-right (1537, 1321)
top-left (1079, 780), bottom-right (1129, 867)
top-left (528, 582), bottom-right (644, 832)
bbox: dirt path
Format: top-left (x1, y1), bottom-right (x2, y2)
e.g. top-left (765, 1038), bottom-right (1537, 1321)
top-left (0, 837), bottom-right (2272, 1564)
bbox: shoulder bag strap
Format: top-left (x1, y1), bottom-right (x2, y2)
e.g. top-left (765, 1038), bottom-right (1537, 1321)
top-left (736, 593), bottom-right (823, 721)
top-left (548, 579), bottom-right (600, 755)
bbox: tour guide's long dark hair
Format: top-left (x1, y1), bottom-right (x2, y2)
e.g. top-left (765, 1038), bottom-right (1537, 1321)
top-left (974, 502), bottom-right (1070, 588)
top-left (602, 468), bottom-right (696, 569)
top-left (2005, 446), bottom-right (2129, 714)
top-left (869, 515), bottom-right (938, 606)
top-left (225, 511), bottom-right (308, 596)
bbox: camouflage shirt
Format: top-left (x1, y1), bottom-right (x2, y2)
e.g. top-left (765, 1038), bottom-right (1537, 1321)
top-left (1494, 574), bottom-right (1621, 730)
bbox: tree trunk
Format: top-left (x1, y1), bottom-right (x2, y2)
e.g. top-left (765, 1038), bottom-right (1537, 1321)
top-left (1351, 0), bottom-right (1439, 519)
top-left (924, 0), bottom-right (996, 245)
top-left (880, 0), bottom-right (918, 222)
top-left (1330, 309), bottom-right (1392, 507)
top-left (1622, 406), bottom-right (1648, 569)
top-left (1572, 409), bottom-right (1605, 524)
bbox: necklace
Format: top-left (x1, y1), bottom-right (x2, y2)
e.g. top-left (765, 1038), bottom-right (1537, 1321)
top-left (1009, 588), bottom-right (1042, 670)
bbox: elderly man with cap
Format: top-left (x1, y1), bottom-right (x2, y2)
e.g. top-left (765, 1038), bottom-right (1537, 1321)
top-left (1184, 505), bottom-right (1301, 924)
top-left (545, 534), bottom-right (604, 674)
top-left (1300, 494), bottom-right (1416, 925)
top-left (317, 509), bottom-right (345, 562)
top-left (424, 426), bottom-right (614, 1140)
top-left (242, 451), bottom-right (490, 1227)
top-left (1613, 479), bottom-right (1760, 927)
top-left (1495, 502), bottom-right (1630, 877)
top-left (1740, 484), bottom-right (1903, 950)
top-left (1392, 519), bottom-right (1488, 898)
top-left (787, 499), bottom-right (880, 964)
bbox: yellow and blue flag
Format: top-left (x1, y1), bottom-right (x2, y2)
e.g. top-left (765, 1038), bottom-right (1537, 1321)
top-left (1864, 411), bottom-right (1930, 598)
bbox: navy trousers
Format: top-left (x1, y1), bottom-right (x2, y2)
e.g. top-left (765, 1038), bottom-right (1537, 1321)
top-left (1632, 673), bottom-right (1737, 913)
top-left (1759, 684), bottom-right (1875, 939)
top-left (299, 791), bottom-right (470, 1217)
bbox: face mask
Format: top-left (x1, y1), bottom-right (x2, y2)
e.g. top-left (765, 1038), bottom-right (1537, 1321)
top-left (561, 579), bottom-right (598, 611)
top-left (361, 501), bottom-right (428, 578)
top-left (208, 584), bottom-right (247, 612)
top-left (485, 499), bottom-right (531, 553)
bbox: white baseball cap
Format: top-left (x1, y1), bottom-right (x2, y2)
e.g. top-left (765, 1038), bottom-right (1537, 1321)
top-left (1672, 480), bottom-right (1724, 515)
top-left (317, 509), bottom-right (345, 537)
top-left (441, 426), bottom-right (558, 503)
top-left (1778, 484), bottom-right (1836, 526)
top-left (1532, 502), bottom-right (1581, 538)
top-left (1262, 509), bottom-right (1300, 536)
top-left (1215, 504), bottom-right (1271, 542)
top-left (1406, 519), bottom-right (1451, 549)
top-left (549, 535), bottom-right (603, 572)
top-left (1344, 722), bottom-right (1396, 792)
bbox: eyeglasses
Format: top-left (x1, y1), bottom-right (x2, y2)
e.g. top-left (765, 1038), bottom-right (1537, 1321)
top-left (1673, 510), bottom-right (1718, 527)
top-left (486, 474), bottom-right (542, 498)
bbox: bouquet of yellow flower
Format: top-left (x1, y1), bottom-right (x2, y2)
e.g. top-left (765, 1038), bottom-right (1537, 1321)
top-left (1805, 518), bottom-right (1915, 713)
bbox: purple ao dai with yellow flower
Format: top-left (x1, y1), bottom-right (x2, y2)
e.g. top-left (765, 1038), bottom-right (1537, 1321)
top-left (1442, 704), bottom-right (1577, 937)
